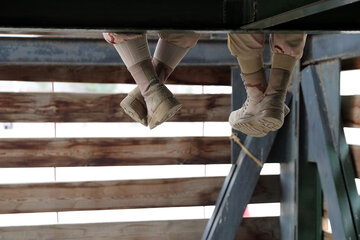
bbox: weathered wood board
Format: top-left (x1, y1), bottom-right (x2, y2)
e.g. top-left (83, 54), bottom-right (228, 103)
top-left (0, 93), bottom-right (230, 122)
top-left (0, 137), bottom-right (230, 167)
top-left (351, 145), bottom-right (360, 178)
top-left (342, 95), bottom-right (360, 127)
top-left (0, 93), bottom-right (356, 125)
top-left (0, 65), bottom-right (231, 85)
top-left (0, 175), bottom-right (280, 213)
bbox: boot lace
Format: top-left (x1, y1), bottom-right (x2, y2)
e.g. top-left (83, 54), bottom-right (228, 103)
top-left (242, 98), bottom-right (250, 111)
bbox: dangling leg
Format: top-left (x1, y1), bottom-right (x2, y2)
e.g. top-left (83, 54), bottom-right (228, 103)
top-left (255, 33), bottom-right (307, 131)
top-left (227, 33), bottom-right (269, 137)
top-left (227, 33), bottom-right (293, 137)
top-left (103, 33), bottom-right (181, 129)
top-left (118, 33), bottom-right (200, 127)
top-left (104, 33), bottom-right (148, 125)
top-left (153, 33), bottom-right (200, 81)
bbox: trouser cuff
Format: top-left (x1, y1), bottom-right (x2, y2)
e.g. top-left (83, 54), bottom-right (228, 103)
top-left (113, 35), bottom-right (150, 68)
top-left (272, 53), bottom-right (297, 72)
top-left (154, 39), bottom-right (189, 70)
top-left (236, 56), bottom-right (263, 74)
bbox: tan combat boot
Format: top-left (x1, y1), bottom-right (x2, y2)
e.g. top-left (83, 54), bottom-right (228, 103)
top-left (127, 60), bottom-right (181, 129)
top-left (120, 87), bottom-right (148, 126)
top-left (120, 59), bottom-right (173, 126)
top-left (229, 68), bottom-right (290, 137)
top-left (120, 36), bottom-right (197, 128)
top-left (229, 69), bottom-right (268, 137)
top-left (254, 68), bottom-right (291, 131)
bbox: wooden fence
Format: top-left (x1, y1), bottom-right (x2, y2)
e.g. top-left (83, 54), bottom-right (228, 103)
top-left (0, 64), bottom-right (281, 239)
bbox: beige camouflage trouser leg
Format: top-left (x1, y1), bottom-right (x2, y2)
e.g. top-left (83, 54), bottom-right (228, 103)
top-left (227, 33), bottom-right (307, 137)
top-left (228, 33), bottom-right (307, 73)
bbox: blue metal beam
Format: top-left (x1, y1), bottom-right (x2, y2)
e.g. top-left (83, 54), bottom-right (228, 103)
top-left (3, 34), bottom-right (360, 68)
top-left (301, 63), bottom-right (358, 239)
top-left (279, 63), bottom-right (300, 240)
top-left (0, 37), bottom-right (271, 66)
top-left (297, 95), bottom-right (322, 240)
top-left (202, 132), bottom-right (278, 240)
top-left (303, 34), bottom-right (360, 65)
top-left (204, 65), bottom-right (291, 240)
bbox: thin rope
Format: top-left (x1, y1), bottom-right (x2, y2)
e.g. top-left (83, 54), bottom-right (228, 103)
top-left (230, 133), bottom-right (264, 168)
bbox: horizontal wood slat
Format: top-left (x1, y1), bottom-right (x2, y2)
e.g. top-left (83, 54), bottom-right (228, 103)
top-left (0, 72), bottom-right (357, 125)
top-left (0, 92), bottom-right (230, 122)
top-left (350, 145), bottom-right (360, 178)
top-left (0, 175), bottom-right (280, 213)
top-left (0, 137), bottom-right (230, 167)
top-left (0, 65), bottom-right (231, 85)
top-left (342, 57), bottom-right (360, 71)
top-left (323, 231), bottom-right (333, 240)
top-left (322, 217), bottom-right (330, 232)
top-left (0, 137), bottom-right (279, 167)
top-left (342, 95), bottom-right (360, 127)
top-left (0, 217), bottom-right (280, 240)
top-left (0, 219), bottom-right (207, 240)
top-left (322, 202), bottom-right (332, 240)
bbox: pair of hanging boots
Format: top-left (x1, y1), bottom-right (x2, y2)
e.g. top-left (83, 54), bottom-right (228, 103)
top-left (120, 59), bottom-right (180, 129)
top-left (121, 60), bottom-right (291, 136)
top-left (229, 68), bottom-right (291, 137)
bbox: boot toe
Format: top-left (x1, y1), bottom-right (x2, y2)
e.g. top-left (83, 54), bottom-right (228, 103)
top-left (120, 96), bottom-right (148, 126)
top-left (283, 104), bottom-right (290, 117)
top-left (148, 97), bottom-right (182, 129)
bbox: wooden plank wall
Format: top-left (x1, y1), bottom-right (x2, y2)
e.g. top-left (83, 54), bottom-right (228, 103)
top-left (0, 65), bottom-right (360, 240)
top-left (0, 88), bottom-right (357, 125)
top-left (0, 65), bottom-right (231, 85)
top-left (0, 93), bottom-right (358, 174)
top-left (342, 95), bottom-right (360, 127)
top-left (0, 61), bottom-right (359, 239)
top-left (0, 64), bottom-right (283, 239)
top-left (0, 137), bottom-right (230, 167)
top-left (0, 93), bottom-right (230, 122)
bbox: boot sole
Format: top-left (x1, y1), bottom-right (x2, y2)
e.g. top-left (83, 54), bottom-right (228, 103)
top-left (120, 95), bottom-right (148, 126)
top-left (257, 109), bottom-right (284, 131)
top-left (232, 108), bottom-right (284, 137)
top-left (148, 97), bottom-right (182, 129)
top-left (231, 121), bottom-right (269, 137)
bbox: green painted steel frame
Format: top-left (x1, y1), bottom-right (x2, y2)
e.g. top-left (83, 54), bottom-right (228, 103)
top-left (302, 61), bottom-right (360, 239)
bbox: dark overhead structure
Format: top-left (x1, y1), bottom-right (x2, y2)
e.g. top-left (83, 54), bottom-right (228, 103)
top-left (0, 1), bottom-right (360, 240)
top-left (1, 0), bottom-right (360, 32)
